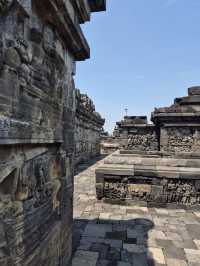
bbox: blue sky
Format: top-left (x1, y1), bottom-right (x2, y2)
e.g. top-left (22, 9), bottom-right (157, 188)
top-left (75, 0), bottom-right (200, 133)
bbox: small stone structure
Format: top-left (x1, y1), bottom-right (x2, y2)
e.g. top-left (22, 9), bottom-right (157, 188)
top-left (75, 89), bottom-right (105, 165)
top-left (96, 87), bottom-right (200, 208)
top-left (152, 86), bottom-right (200, 153)
top-left (0, 1), bottom-right (106, 265)
top-left (114, 116), bottom-right (159, 151)
top-left (100, 136), bottom-right (120, 154)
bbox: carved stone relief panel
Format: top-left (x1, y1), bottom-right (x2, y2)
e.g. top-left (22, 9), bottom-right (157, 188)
top-left (160, 127), bottom-right (200, 152)
top-left (103, 176), bottom-right (200, 206)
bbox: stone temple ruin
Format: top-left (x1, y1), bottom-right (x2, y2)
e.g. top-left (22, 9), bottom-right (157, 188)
top-left (97, 87), bottom-right (200, 208)
top-left (0, 1), bottom-right (106, 265)
top-left (75, 89), bottom-right (105, 165)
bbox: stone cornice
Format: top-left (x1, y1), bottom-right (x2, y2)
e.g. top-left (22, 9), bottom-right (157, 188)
top-left (89, 0), bottom-right (106, 12)
top-left (151, 112), bottom-right (200, 124)
top-left (71, 0), bottom-right (90, 23)
top-left (76, 106), bottom-right (105, 127)
top-left (34, 0), bottom-right (90, 61)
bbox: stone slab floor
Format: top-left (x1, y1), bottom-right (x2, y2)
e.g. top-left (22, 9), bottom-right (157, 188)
top-left (72, 157), bottom-right (200, 266)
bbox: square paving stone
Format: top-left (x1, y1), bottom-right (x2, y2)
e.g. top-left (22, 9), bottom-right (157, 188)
top-left (137, 235), bottom-right (148, 245)
top-left (163, 246), bottom-right (186, 260)
top-left (166, 258), bottom-right (188, 266)
top-left (72, 251), bottom-right (99, 266)
top-left (123, 244), bottom-right (146, 253)
top-left (173, 239), bottom-right (197, 249)
top-left (127, 229), bottom-right (143, 239)
top-left (194, 239), bottom-right (200, 249)
top-left (186, 224), bottom-right (200, 239)
top-left (107, 247), bottom-right (121, 261)
top-left (113, 224), bottom-right (127, 232)
top-left (106, 231), bottom-right (127, 241)
top-left (104, 239), bottom-right (123, 249)
top-left (96, 260), bottom-right (110, 266)
top-left (132, 252), bottom-right (149, 266)
top-left (124, 238), bottom-right (137, 244)
top-left (148, 248), bottom-right (166, 265)
top-left (165, 231), bottom-right (182, 241)
top-left (156, 239), bottom-right (173, 249)
top-left (184, 249), bottom-right (200, 264)
top-left (117, 262), bottom-right (131, 266)
top-left (90, 243), bottom-right (110, 259)
top-left (121, 249), bottom-right (133, 264)
top-left (83, 224), bottom-right (112, 238)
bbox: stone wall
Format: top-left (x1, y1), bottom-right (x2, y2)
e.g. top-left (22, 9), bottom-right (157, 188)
top-left (96, 87), bottom-right (200, 207)
top-left (152, 86), bottom-right (200, 153)
top-left (100, 136), bottom-right (120, 154)
top-left (109, 87), bottom-right (200, 154)
top-left (0, 1), bottom-right (105, 265)
top-left (113, 116), bottom-right (159, 152)
top-left (75, 89), bottom-right (105, 164)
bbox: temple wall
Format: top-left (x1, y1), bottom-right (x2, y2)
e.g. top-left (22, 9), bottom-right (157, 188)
top-left (100, 136), bottom-right (120, 155)
top-left (96, 87), bottom-right (200, 206)
top-left (160, 127), bottom-right (200, 153)
top-left (112, 116), bottom-right (159, 152)
top-left (0, 1), bottom-right (106, 265)
top-left (75, 89), bottom-right (105, 165)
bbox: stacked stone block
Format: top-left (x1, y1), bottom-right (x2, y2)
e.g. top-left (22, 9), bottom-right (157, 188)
top-left (75, 89), bottom-right (105, 165)
top-left (97, 87), bottom-right (200, 208)
top-left (0, 0), bottom-right (106, 265)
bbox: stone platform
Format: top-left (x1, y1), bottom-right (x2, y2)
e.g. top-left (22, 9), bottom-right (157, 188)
top-left (73, 158), bottom-right (200, 266)
top-left (95, 151), bottom-right (200, 208)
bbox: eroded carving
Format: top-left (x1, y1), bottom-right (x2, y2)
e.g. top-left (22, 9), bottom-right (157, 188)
top-left (104, 177), bottom-right (200, 206)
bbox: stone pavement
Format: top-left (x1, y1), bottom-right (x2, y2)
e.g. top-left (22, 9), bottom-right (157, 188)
top-left (72, 157), bottom-right (200, 266)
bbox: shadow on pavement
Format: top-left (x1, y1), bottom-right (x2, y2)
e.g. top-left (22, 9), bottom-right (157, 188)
top-left (75, 155), bottom-right (107, 175)
top-left (73, 218), bottom-right (156, 266)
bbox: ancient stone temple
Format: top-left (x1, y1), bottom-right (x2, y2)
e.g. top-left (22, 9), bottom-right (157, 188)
top-left (96, 87), bottom-right (200, 208)
top-left (75, 89), bottom-right (105, 165)
top-left (114, 116), bottom-right (159, 151)
top-left (152, 86), bottom-right (200, 153)
top-left (0, 1), bottom-right (106, 265)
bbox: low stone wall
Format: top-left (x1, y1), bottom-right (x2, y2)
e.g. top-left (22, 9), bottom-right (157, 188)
top-left (96, 87), bottom-right (200, 208)
top-left (100, 136), bottom-right (120, 154)
top-left (96, 151), bottom-right (200, 208)
top-left (75, 89), bottom-right (105, 165)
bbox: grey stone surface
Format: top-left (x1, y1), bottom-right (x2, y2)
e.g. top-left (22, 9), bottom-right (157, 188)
top-left (75, 89), bottom-right (105, 165)
top-left (113, 116), bottom-right (159, 152)
top-left (73, 158), bottom-right (200, 265)
top-left (0, 1), bottom-right (106, 265)
top-left (97, 88), bottom-right (200, 206)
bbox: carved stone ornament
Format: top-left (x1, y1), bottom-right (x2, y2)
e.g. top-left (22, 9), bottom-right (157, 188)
top-left (0, 0), bottom-right (13, 14)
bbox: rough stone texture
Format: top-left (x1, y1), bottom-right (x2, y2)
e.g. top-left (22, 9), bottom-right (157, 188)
top-left (75, 89), bottom-right (105, 165)
top-left (97, 88), bottom-right (200, 207)
top-left (100, 136), bottom-right (120, 155)
top-left (152, 87), bottom-right (200, 153)
top-left (73, 158), bottom-right (200, 266)
top-left (113, 116), bottom-right (159, 152)
top-left (96, 151), bottom-right (200, 206)
top-left (0, 1), bottom-right (106, 265)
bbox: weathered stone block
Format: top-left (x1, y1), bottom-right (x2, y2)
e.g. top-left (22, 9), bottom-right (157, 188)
top-left (0, 0), bottom-right (106, 265)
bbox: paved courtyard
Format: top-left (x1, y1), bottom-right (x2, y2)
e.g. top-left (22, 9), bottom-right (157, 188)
top-left (72, 157), bottom-right (200, 266)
